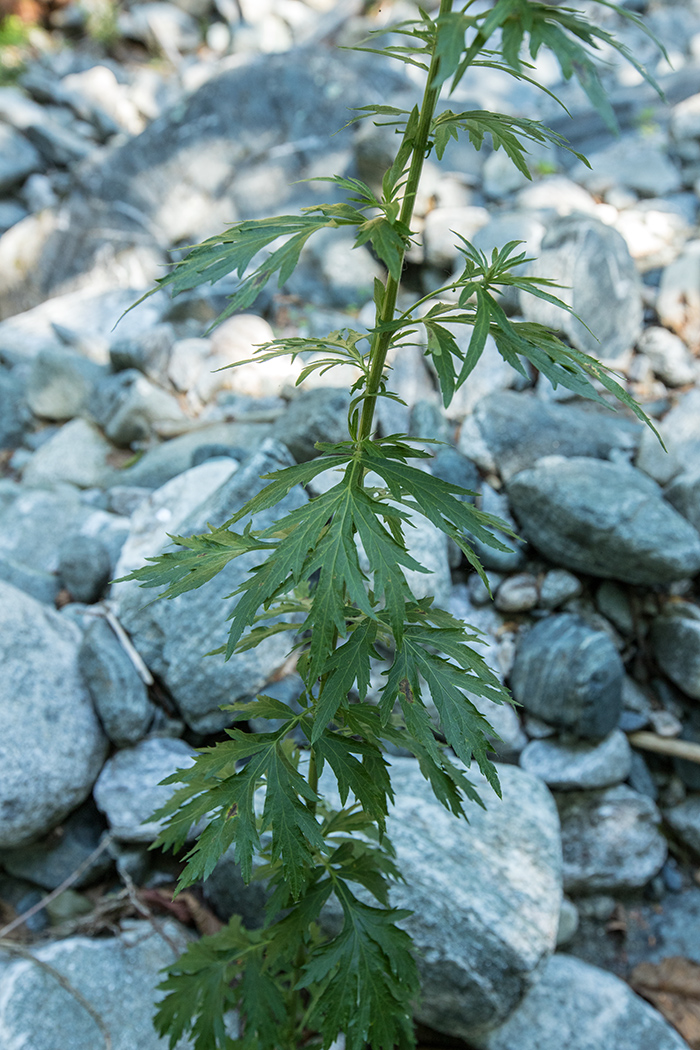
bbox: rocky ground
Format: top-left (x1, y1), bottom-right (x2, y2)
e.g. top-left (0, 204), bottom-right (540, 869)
top-left (3, 0), bottom-right (700, 1048)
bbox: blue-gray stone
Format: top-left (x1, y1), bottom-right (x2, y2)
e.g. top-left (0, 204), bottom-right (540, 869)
top-left (507, 457), bottom-right (700, 585)
top-left (510, 614), bottom-right (624, 739)
top-left (78, 618), bottom-right (155, 747)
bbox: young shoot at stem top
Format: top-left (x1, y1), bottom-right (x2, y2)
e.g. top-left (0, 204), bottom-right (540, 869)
top-left (120, 3), bottom-right (666, 1049)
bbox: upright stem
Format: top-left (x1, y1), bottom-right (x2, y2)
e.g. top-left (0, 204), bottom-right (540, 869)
top-left (357, 0), bottom-right (453, 444)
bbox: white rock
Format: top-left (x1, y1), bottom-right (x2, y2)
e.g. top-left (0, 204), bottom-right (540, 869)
top-left (21, 418), bottom-right (114, 489)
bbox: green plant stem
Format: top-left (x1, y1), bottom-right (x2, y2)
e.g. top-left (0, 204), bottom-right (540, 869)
top-left (356, 0), bottom-right (453, 444)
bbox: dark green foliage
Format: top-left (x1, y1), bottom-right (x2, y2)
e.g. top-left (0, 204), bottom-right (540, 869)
top-left (120, 2), bottom-right (664, 1048)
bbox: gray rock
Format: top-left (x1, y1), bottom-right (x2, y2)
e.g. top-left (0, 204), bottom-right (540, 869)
top-left (422, 205), bottom-right (489, 268)
top-left (666, 466), bottom-right (700, 535)
top-left (651, 602), bottom-right (700, 700)
top-left (27, 348), bottom-right (105, 420)
top-left (514, 176), bottom-right (597, 216)
top-left (556, 785), bottom-right (667, 894)
top-left (0, 366), bottom-right (29, 448)
top-left (24, 116), bottom-right (94, 167)
top-left (519, 730), bottom-right (632, 790)
top-left (110, 323), bottom-right (175, 381)
top-left (0, 920), bottom-right (194, 1050)
top-left (522, 214), bottom-right (643, 360)
top-left (507, 457), bottom-right (700, 585)
top-left (556, 898), bottom-right (580, 946)
top-left (637, 388), bottom-right (700, 485)
top-left (472, 953), bottom-right (690, 1050)
top-left (664, 795), bottom-right (700, 855)
top-left (91, 369), bottom-right (185, 447)
top-left (270, 387), bottom-right (351, 462)
top-left (93, 737), bottom-right (196, 842)
top-left (105, 421), bottom-right (270, 490)
top-left (1, 800), bottom-right (111, 890)
top-left (471, 480), bottom-right (525, 572)
top-left (656, 240), bottom-right (700, 351)
top-left (0, 125), bottom-right (41, 192)
top-left (112, 458), bottom-right (237, 582)
top-left (203, 846), bottom-right (270, 929)
top-left (475, 391), bottom-right (641, 481)
top-left (119, 1), bottom-right (201, 53)
top-left (539, 569), bottom-right (582, 609)
top-left (595, 580), bottom-right (635, 635)
top-left (58, 534), bottom-right (112, 603)
top-left (0, 553), bottom-right (60, 604)
top-left (79, 618), bottom-right (155, 746)
top-left (0, 199), bottom-right (28, 234)
top-left (0, 487), bottom-right (129, 577)
top-left (637, 326), bottom-right (696, 387)
top-left (114, 441), bottom-right (307, 732)
top-left (572, 136), bottom-right (682, 199)
top-left (495, 573), bottom-right (539, 613)
top-left (325, 758), bottom-right (562, 1039)
top-left (0, 581), bottom-right (108, 848)
top-left (510, 614), bottom-right (624, 739)
top-left (21, 418), bottom-right (114, 490)
top-left (440, 333), bottom-right (516, 422)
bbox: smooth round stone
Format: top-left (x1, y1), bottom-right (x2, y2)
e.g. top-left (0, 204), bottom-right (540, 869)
top-left (539, 569), bottom-right (582, 609)
top-left (519, 730), bottom-right (632, 790)
top-left (556, 785), bottom-right (667, 894)
top-left (510, 614), bottom-right (624, 739)
top-left (495, 573), bottom-right (539, 612)
top-left (664, 795), bottom-right (700, 854)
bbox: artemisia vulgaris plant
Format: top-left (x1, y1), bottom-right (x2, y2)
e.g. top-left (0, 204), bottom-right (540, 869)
top-left (122, 2), bottom-right (664, 1047)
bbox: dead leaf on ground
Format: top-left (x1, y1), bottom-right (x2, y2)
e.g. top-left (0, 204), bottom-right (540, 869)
top-left (630, 956), bottom-right (700, 1049)
top-left (138, 887), bottom-right (223, 937)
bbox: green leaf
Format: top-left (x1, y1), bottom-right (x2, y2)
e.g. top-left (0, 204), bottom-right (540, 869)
top-left (223, 454), bottom-right (353, 529)
top-left (315, 733), bottom-right (392, 827)
top-left (261, 746), bottom-right (325, 899)
top-left (355, 216), bottom-right (410, 282)
top-left (311, 618), bottom-right (378, 742)
top-left (301, 880), bottom-right (420, 1050)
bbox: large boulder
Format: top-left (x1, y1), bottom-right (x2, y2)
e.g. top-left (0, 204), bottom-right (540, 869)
top-left (323, 758), bottom-right (562, 1039)
top-left (507, 457), bottom-right (700, 585)
top-left (0, 581), bottom-right (108, 848)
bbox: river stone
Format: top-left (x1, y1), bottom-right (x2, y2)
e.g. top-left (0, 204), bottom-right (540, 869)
top-left (1, 800), bottom-right (111, 890)
top-left (510, 614), bottom-right (624, 739)
top-left (472, 953), bottom-right (690, 1050)
top-left (93, 737), bottom-right (196, 842)
top-left (0, 580), bottom-right (108, 848)
top-left (0, 921), bottom-right (194, 1050)
top-left (21, 418), bottom-right (115, 490)
top-left (666, 466), bottom-right (700, 534)
top-left (91, 368), bottom-right (185, 447)
top-left (519, 730), bottom-right (632, 790)
top-left (466, 391), bottom-right (640, 481)
top-left (521, 214), bottom-right (643, 359)
top-left (270, 387), bottom-right (351, 462)
top-left (79, 618), bottom-right (155, 746)
top-left (651, 602), bottom-right (700, 700)
top-left (556, 785), bottom-right (667, 894)
top-left (323, 758), bottom-right (562, 1039)
top-left (664, 795), bottom-right (700, 854)
top-left (114, 440), bottom-right (307, 732)
top-left (58, 534), bottom-right (112, 603)
top-left (657, 239), bottom-right (700, 351)
top-left (27, 347), bottom-right (105, 421)
top-left (507, 456), bottom-right (700, 585)
top-left (572, 136), bottom-right (682, 199)
top-left (636, 326), bottom-right (696, 387)
top-left (637, 388), bottom-right (700, 485)
top-left (0, 366), bottom-right (29, 448)
top-left (0, 124), bottom-right (41, 192)
top-left (0, 487), bottom-right (128, 577)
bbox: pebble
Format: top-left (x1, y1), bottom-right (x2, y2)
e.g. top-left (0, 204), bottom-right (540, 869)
top-left (664, 794), bottom-right (700, 854)
top-left (495, 573), bottom-right (539, 612)
top-left (651, 602), bottom-right (700, 699)
top-left (58, 534), bottom-right (112, 603)
top-left (539, 568), bottom-right (582, 609)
